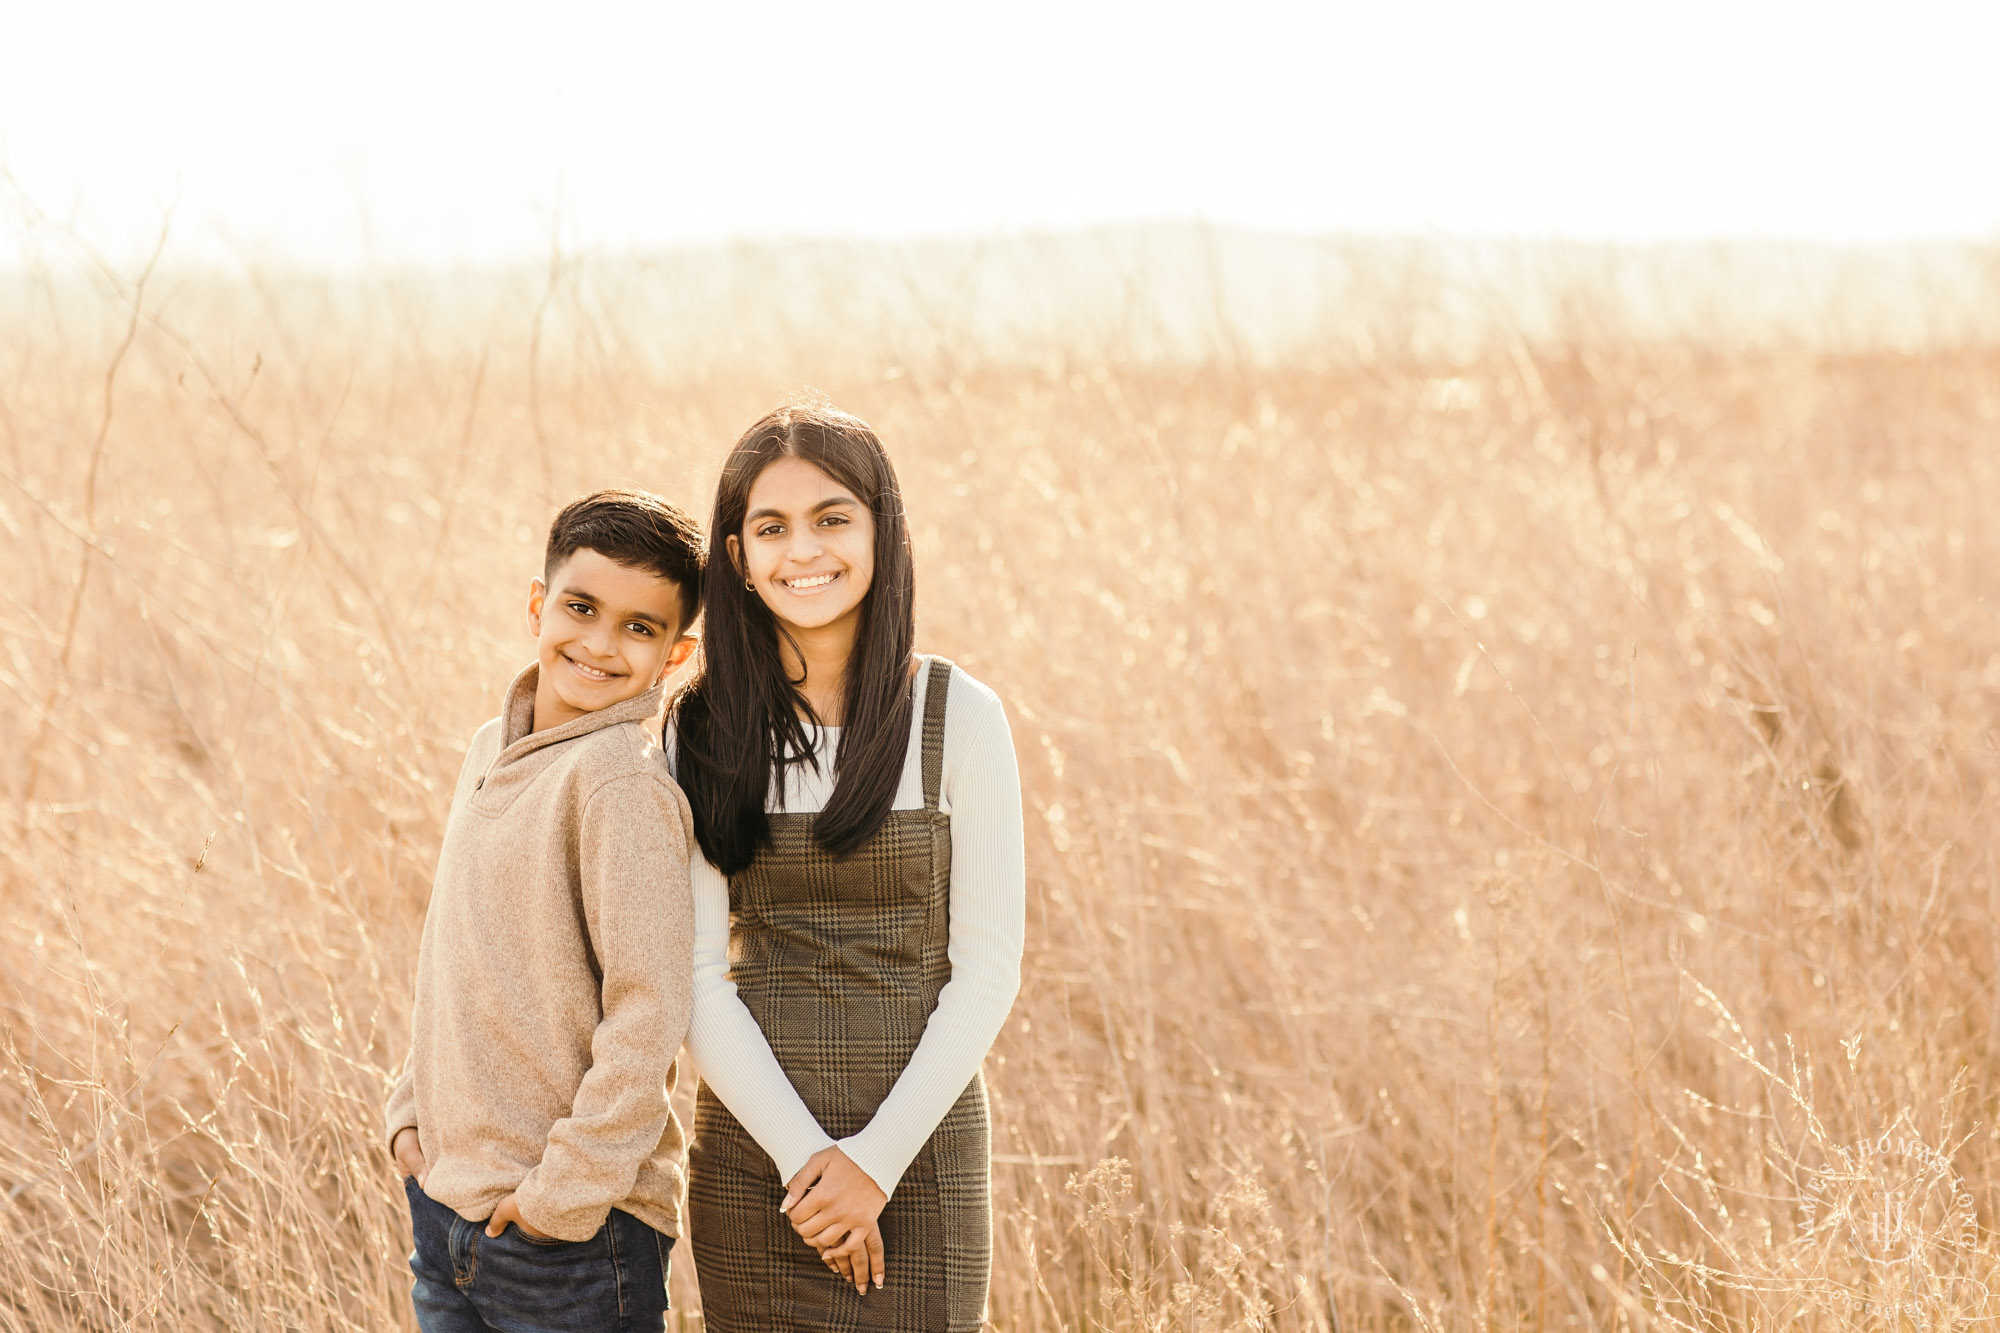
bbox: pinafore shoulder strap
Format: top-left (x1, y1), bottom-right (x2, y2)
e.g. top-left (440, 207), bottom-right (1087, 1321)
top-left (921, 656), bottom-right (953, 813)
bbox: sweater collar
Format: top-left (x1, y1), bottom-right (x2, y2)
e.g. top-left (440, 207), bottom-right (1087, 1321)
top-left (493, 661), bottom-right (666, 766)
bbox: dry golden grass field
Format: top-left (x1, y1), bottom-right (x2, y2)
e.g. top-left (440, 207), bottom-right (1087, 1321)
top-left (1, 232), bottom-right (1997, 1330)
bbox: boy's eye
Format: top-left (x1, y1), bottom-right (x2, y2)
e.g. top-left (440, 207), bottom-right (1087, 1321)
top-left (626, 622), bottom-right (654, 637)
top-left (566, 601), bottom-right (594, 616)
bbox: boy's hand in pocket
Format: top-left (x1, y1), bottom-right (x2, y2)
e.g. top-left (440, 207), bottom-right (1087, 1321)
top-left (392, 1127), bottom-right (428, 1187)
top-left (485, 1194), bottom-right (556, 1241)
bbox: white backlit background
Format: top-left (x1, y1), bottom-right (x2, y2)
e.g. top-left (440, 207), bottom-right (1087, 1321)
top-left (3, 0), bottom-right (1997, 269)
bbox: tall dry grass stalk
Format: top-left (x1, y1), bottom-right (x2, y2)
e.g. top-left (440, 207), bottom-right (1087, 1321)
top-left (1, 230), bottom-right (1996, 1330)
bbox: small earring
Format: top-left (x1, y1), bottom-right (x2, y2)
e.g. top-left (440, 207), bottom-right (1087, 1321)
top-left (744, 576), bottom-right (755, 591)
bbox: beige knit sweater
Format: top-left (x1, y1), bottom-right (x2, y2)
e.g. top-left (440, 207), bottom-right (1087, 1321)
top-left (384, 663), bottom-right (695, 1241)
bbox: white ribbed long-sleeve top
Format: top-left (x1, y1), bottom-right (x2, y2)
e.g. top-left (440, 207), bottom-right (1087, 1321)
top-left (671, 657), bottom-right (1025, 1196)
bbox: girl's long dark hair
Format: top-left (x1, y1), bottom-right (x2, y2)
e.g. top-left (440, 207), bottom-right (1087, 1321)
top-left (674, 399), bottom-right (916, 875)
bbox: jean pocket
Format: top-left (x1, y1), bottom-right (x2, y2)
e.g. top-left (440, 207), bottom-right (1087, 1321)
top-left (404, 1176), bottom-right (439, 1218)
top-left (514, 1225), bottom-right (576, 1247)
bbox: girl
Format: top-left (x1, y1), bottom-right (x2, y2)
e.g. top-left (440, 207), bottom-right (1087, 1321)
top-left (672, 400), bottom-right (1025, 1331)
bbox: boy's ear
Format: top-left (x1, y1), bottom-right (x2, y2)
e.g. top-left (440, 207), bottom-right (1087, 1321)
top-left (660, 633), bottom-right (698, 681)
top-left (526, 576), bottom-right (548, 638)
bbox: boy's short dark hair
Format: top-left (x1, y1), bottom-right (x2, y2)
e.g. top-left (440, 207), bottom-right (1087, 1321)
top-left (544, 489), bottom-right (704, 632)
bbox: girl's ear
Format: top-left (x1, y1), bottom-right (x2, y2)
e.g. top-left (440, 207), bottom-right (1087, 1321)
top-left (526, 576), bottom-right (548, 638)
top-left (724, 533), bottom-right (744, 578)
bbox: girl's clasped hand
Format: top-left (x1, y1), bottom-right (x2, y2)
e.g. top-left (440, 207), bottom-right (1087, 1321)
top-left (784, 1146), bottom-right (888, 1292)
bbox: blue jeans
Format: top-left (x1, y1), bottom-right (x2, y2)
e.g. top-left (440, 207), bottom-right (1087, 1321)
top-left (405, 1177), bottom-right (673, 1333)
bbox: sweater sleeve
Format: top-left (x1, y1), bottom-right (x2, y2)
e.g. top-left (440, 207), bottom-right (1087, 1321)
top-left (384, 1057), bottom-right (418, 1155)
top-left (685, 846), bottom-right (838, 1183)
top-left (837, 679), bottom-right (1025, 1195)
top-left (382, 724), bottom-right (493, 1159)
top-left (511, 773), bottom-right (695, 1241)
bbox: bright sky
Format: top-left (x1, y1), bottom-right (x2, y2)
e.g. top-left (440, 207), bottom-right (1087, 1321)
top-left (3, 0), bottom-right (1997, 268)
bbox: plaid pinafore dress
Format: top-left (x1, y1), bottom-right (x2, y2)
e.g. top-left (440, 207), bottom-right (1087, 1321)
top-left (688, 658), bottom-right (992, 1332)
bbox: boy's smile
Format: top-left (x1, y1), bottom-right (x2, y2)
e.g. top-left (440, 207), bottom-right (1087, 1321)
top-left (527, 547), bottom-right (693, 733)
top-left (559, 652), bottom-right (618, 683)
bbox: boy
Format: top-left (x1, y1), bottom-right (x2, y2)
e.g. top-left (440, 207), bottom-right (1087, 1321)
top-left (385, 489), bottom-right (703, 1333)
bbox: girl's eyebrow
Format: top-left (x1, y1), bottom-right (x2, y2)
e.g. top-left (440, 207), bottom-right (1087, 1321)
top-left (747, 495), bottom-right (859, 523)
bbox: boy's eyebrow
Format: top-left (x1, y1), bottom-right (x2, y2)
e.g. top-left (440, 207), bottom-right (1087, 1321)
top-left (746, 495), bottom-right (860, 523)
top-left (557, 585), bottom-right (669, 629)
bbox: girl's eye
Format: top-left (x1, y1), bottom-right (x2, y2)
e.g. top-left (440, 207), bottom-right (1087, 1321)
top-left (820, 513), bottom-right (849, 527)
top-left (757, 524), bottom-right (784, 538)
